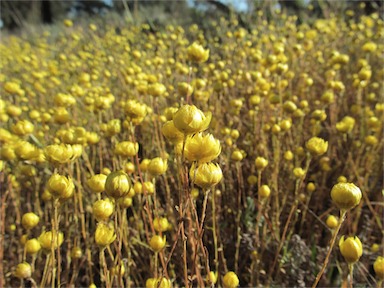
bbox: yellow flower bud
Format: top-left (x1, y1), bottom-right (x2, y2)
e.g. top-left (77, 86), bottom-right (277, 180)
top-left (105, 171), bottom-right (131, 199)
top-left (284, 150), bottom-right (294, 161)
top-left (255, 157), bottom-right (268, 171)
top-left (185, 133), bottom-right (221, 164)
top-left (331, 183), bottom-right (362, 211)
top-left (150, 235), bottom-right (166, 252)
top-left (259, 185), bottom-right (271, 198)
top-left (153, 217), bottom-right (170, 232)
top-left (306, 182), bottom-right (316, 192)
top-left (187, 42), bottom-right (209, 63)
top-left (374, 256), bottom-right (384, 280)
top-left (63, 19), bottom-right (73, 27)
top-left (173, 105), bottom-right (212, 134)
top-left (223, 271), bottom-right (239, 288)
top-left (306, 137), bottom-right (328, 156)
top-left (161, 121), bottom-right (184, 144)
top-left (231, 150), bottom-right (244, 161)
top-left (293, 167), bottom-right (306, 178)
top-left (148, 157), bottom-right (168, 176)
top-left (12, 120), bottom-right (34, 136)
top-left (207, 271), bottom-right (218, 284)
top-left (38, 230), bottom-right (64, 250)
top-left (365, 135), bottom-right (378, 146)
top-left (143, 181), bottom-right (155, 194)
top-left (336, 116), bottom-right (355, 133)
top-left (25, 238), bottom-right (41, 255)
top-left (148, 83), bottom-right (166, 97)
top-left (87, 174), bottom-right (107, 193)
top-left (21, 212), bottom-right (39, 230)
top-left (190, 162), bottom-right (223, 189)
top-left (93, 199), bottom-right (115, 221)
top-left (47, 173), bottom-right (75, 199)
top-left (95, 223), bottom-right (116, 247)
top-left (178, 82), bottom-right (194, 97)
top-left (71, 247), bottom-right (82, 259)
top-left (140, 159), bottom-right (151, 173)
top-left (44, 143), bottom-right (76, 164)
top-left (118, 196), bottom-right (133, 208)
top-left (146, 277), bottom-right (171, 288)
top-left (339, 235), bottom-right (363, 264)
top-left (326, 215), bottom-right (338, 229)
top-left (247, 175), bottom-right (257, 185)
top-left (14, 262), bottom-right (32, 279)
top-left (371, 243), bottom-right (380, 253)
top-left (114, 141), bottom-right (139, 157)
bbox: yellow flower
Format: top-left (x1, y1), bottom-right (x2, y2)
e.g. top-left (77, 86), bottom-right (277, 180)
top-left (173, 105), bottom-right (212, 134)
top-left (95, 223), bottom-right (116, 248)
top-left (339, 235), bottom-right (363, 264)
top-left (44, 143), bottom-right (76, 164)
top-left (105, 170), bottom-right (131, 199)
top-left (114, 141), bottom-right (139, 157)
top-left (331, 182), bottom-right (362, 211)
top-left (148, 83), bottom-right (167, 97)
top-left (153, 217), bottom-right (170, 232)
top-left (47, 173), bottom-right (75, 199)
top-left (149, 235), bottom-right (166, 252)
top-left (190, 162), bottom-right (223, 189)
top-left (223, 271), bottom-right (239, 288)
top-left (92, 199), bottom-right (115, 222)
top-left (306, 137), bottom-right (328, 156)
top-left (21, 212), bottom-right (39, 230)
top-left (25, 238), bottom-right (41, 255)
top-left (161, 121), bottom-right (184, 144)
top-left (14, 262), bottom-right (32, 279)
top-left (184, 133), bottom-right (221, 163)
top-left (147, 157), bottom-right (168, 176)
top-left (374, 256), bottom-right (384, 280)
top-left (336, 116), bottom-right (355, 133)
top-left (326, 215), bottom-right (338, 229)
top-left (187, 42), bottom-right (210, 63)
top-left (255, 157), bottom-right (268, 171)
top-left (12, 120), bottom-right (34, 136)
top-left (87, 174), bottom-right (107, 193)
top-left (38, 230), bottom-right (64, 250)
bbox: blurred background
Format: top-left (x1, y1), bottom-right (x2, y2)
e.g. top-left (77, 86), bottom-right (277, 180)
top-left (1, 0), bottom-right (383, 31)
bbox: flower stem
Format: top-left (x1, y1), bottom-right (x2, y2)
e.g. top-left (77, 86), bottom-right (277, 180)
top-left (312, 209), bottom-right (346, 288)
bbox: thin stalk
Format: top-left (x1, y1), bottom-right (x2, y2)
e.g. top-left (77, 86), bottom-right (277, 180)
top-left (312, 209), bottom-right (347, 288)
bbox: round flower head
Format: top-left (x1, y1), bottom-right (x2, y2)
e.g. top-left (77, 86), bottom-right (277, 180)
top-left (255, 157), bottom-right (268, 171)
top-left (38, 230), bottom-right (64, 250)
top-left (190, 162), bottom-right (223, 189)
top-left (105, 170), bottom-right (131, 199)
top-left (173, 105), bottom-right (212, 134)
top-left (147, 157), bottom-right (168, 176)
top-left (92, 199), bottom-right (115, 222)
top-left (21, 212), bottom-right (39, 230)
top-left (184, 133), bottom-right (221, 163)
top-left (161, 121), bottom-right (184, 144)
top-left (306, 137), bottom-right (328, 156)
top-left (25, 238), bottom-right (41, 255)
top-left (331, 183), bottom-right (362, 211)
top-left (223, 271), bottom-right (239, 288)
top-left (95, 222), bottom-right (116, 248)
top-left (339, 235), bottom-right (363, 264)
top-left (114, 141), bottom-right (139, 157)
top-left (47, 174), bottom-right (75, 200)
top-left (374, 256), bottom-right (384, 280)
top-left (187, 42), bottom-right (210, 63)
top-left (87, 174), bottom-right (107, 193)
top-left (14, 262), bottom-right (32, 279)
top-left (150, 235), bottom-right (166, 252)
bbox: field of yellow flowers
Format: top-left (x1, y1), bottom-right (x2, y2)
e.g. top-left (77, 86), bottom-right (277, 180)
top-left (0, 9), bottom-right (383, 288)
